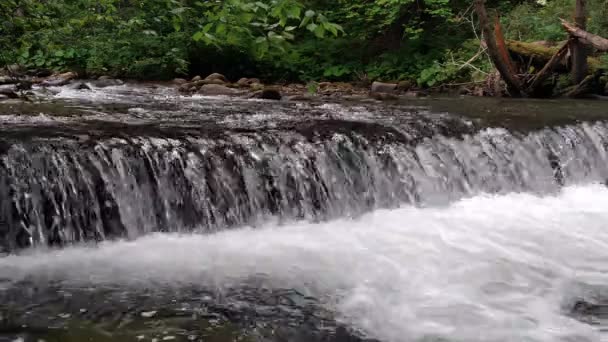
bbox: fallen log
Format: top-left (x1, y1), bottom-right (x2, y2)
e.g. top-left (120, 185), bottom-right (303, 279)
top-left (526, 42), bottom-right (570, 95)
top-left (561, 19), bottom-right (608, 51)
top-left (506, 40), bottom-right (602, 72)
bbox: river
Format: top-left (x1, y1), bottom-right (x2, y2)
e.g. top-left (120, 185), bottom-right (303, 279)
top-left (0, 83), bottom-right (607, 342)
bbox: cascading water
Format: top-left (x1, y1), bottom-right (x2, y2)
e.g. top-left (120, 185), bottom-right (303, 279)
top-left (1, 84), bottom-right (608, 342)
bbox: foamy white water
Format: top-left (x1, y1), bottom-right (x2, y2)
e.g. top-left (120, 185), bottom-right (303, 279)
top-left (2, 185), bottom-right (608, 342)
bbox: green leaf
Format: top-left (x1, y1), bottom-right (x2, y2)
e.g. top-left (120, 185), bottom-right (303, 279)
top-left (192, 31), bottom-right (204, 41)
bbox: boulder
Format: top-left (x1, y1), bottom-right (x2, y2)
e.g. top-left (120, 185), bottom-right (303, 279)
top-left (178, 82), bottom-right (195, 93)
top-left (198, 84), bottom-right (240, 96)
top-left (191, 75), bottom-right (202, 82)
top-left (202, 78), bottom-right (228, 85)
top-left (370, 81), bottom-right (398, 94)
top-left (172, 78), bottom-right (188, 85)
top-left (35, 69), bottom-right (53, 78)
top-left (0, 94), bottom-right (9, 101)
top-left (98, 75), bottom-right (112, 80)
top-left (42, 72), bottom-right (78, 86)
top-left (204, 73), bottom-right (229, 84)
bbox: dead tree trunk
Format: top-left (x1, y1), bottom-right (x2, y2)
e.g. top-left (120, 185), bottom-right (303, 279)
top-left (526, 42), bottom-right (570, 95)
top-left (474, 0), bottom-right (523, 97)
top-left (571, 0), bottom-right (588, 84)
top-left (561, 19), bottom-right (608, 51)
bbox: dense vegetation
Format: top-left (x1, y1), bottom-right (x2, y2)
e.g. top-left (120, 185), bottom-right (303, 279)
top-left (1, 0), bottom-right (607, 86)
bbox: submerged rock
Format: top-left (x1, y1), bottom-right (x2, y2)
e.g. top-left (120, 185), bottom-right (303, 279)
top-left (65, 82), bottom-right (91, 91)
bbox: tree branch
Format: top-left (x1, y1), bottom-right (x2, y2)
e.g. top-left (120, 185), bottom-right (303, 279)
top-left (561, 19), bottom-right (608, 51)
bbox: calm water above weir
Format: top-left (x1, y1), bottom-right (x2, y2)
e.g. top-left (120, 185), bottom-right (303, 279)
top-left (1, 84), bottom-right (608, 342)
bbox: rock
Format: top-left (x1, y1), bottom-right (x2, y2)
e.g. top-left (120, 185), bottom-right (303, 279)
top-left (0, 76), bottom-right (16, 85)
top-left (178, 82), bottom-right (194, 92)
top-left (42, 72), bottom-right (77, 87)
top-left (35, 69), bottom-right (53, 78)
top-left (5, 64), bottom-right (24, 75)
top-left (370, 81), bottom-right (398, 94)
top-left (605, 81), bottom-right (608, 95)
top-left (198, 84), bottom-right (240, 96)
top-left (173, 78), bottom-right (188, 85)
top-left (0, 94), bottom-right (9, 101)
top-left (259, 87), bottom-right (282, 100)
top-left (204, 73), bottom-right (229, 83)
top-left (202, 78), bottom-right (228, 85)
top-left (0, 84), bottom-right (18, 98)
top-left (250, 82), bottom-right (264, 91)
top-left (191, 75), bottom-right (202, 82)
top-left (371, 92), bottom-right (398, 101)
top-left (236, 78), bottom-right (261, 87)
top-left (98, 75), bottom-right (112, 80)
top-left (91, 78), bottom-right (124, 88)
top-left (16, 80), bottom-right (32, 91)
top-left (65, 82), bottom-right (91, 90)
top-left (397, 80), bottom-right (413, 91)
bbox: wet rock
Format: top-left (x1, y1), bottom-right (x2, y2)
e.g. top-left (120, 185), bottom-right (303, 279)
top-left (250, 82), bottom-right (264, 91)
top-left (0, 94), bottom-right (9, 101)
top-left (202, 78), bottom-right (228, 85)
top-left (236, 78), bottom-right (261, 88)
top-left (65, 82), bottom-right (91, 90)
top-left (178, 82), bottom-right (195, 93)
top-left (91, 78), bottom-right (124, 88)
top-left (0, 84), bottom-right (19, 98)
top-left (191, 75), bottom-right (202, 82)
top-left (370, 81), bottom-right (398, 94)
top-left (42, 72), bottom-right (77, 87)
top-left (286, 94), bottom-right (315, 101)
top-left (98, 75), bottom-right (112, 80)
top-left (173, 78), bottom-right (188, 85)
top-left (204, 73), bottom-right (229, 84)
top-left (198, 84), bottom-right (240, 96)
top-left (0, 76), bottom-right (17, 85)
top-left (259, 87), bottom-right (282, 100)
top-left (35, 69), bottom-right (53, 78)
top-left (371, 92), bottom-right (398, 101)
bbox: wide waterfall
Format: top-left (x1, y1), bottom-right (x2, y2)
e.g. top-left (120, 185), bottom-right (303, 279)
top-left (1, 85), bottom-right (608, 342)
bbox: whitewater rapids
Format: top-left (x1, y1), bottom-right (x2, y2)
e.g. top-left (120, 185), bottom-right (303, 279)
top-left (2, 184), bottom-right (608, 342)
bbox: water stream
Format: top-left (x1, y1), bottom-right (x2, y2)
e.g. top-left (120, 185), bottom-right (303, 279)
top-left (1, 84), bottom-right (608, 342)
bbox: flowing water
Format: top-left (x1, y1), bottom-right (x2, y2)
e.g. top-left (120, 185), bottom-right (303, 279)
top-left (1, 84), bottom-right (608, 342)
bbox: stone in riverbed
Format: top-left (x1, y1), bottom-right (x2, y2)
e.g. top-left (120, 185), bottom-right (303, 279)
top-left (191, 75), bottom-right (202, 82)
top-left (173, 78), bottom-right (188, 85)
top-left (370, 81), bottom-right (398, 94)
top-left (198, 84), bottom-right (241, 96)
top-left (259, 87), bottom-right (282, 100)
top-left (0, 84), bottom-right (19, 98)
top-left (204, 73), bottom-right (229, 84)
top-left (236, 78), bottom-right (261, 87)
top-left (91, 78), bottom-right (124, 88)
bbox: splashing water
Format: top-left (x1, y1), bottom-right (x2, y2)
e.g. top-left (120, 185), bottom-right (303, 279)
top-left (2, 184), bottom-right (608, 342)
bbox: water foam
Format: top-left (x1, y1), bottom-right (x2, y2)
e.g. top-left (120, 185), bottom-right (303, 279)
top-left (2, 185), bottom-right (608, 342)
